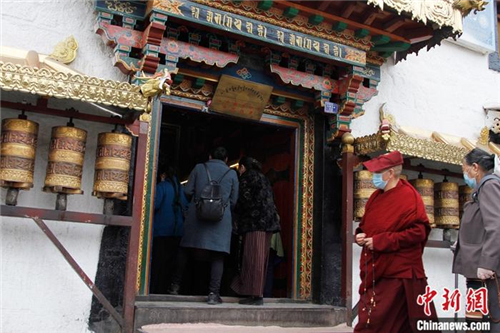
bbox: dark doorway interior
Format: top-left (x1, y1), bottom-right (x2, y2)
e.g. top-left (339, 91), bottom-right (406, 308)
top-left (150, 106), bottom-right (297, 298)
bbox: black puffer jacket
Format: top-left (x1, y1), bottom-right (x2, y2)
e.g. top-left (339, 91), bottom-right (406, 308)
top-left (235, 169), bottom-right (281, 234)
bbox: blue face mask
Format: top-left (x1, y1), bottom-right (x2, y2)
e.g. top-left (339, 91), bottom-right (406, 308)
top-left (372, 172), bottom-right (388, 190)
top-left (463, 172), bottom-right (477, 189)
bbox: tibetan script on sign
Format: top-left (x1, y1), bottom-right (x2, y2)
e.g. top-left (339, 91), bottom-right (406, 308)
top-left (210, 75), bottom-right (273, 120)
top-left (153, 0), bottom-right (366, 66)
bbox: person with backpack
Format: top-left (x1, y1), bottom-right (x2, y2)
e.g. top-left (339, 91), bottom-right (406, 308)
top-left (453, 148), bottom-right (500, 332)
top-left (150, 166), bottom-right (188, 294)
top-left (230, 156), bottom-right (280, 305)
top-left (168, 147), bottom-right (239, 305)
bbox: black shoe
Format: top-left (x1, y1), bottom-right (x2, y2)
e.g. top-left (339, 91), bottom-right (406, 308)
top-left (207, 292), bottom-right (223, 305)
top-left (167, 283), bottom-right (180, 295)
top-left (238, 296), bottom-right (263, 305)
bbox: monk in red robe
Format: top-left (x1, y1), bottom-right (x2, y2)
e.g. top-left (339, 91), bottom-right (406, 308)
top-left (355, 151), bottom-right (439, 333)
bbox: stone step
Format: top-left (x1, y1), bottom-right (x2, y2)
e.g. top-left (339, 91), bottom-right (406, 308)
top-left (134, 296), bottom-right (346, 330)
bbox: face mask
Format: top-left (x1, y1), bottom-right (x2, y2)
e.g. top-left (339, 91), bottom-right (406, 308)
top-left (463, 172), bottom-right (477, 189)
top-left (372, 172), bottom-right (388, 190)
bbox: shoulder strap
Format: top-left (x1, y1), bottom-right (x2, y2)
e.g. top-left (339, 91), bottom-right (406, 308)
top-left (217, 168), bottom-right (232, 183)
top-left (203, 163), bottom-right (212, 182)
top-left (473, 174), bottom-right (500, 203)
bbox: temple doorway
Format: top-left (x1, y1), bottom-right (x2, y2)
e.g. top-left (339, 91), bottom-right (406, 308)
top-left (149, 106), bottom-right (298, 298)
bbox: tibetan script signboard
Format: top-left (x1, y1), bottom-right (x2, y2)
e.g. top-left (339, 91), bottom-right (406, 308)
top-left (153, 0), bottom-right (366, 66)
top-left (210, 75), bottom-right (273, 120)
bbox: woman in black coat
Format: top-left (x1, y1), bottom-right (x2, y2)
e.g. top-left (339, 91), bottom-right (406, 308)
top-left (231, 156), bottom-right (280, 305)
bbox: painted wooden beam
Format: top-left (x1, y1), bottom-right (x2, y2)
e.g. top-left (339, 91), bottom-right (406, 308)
top-left (318, 1), bottom-right (331, 12)
top-left (193, 78), bottom-right (206, 89)
top-left (341, 2), bottom-right (357, 19)
top-left (383, 17), bottom-right (407, 33)
top-left (371, 41), bottom-right (410, 52)
top-left (278, 1), bottom-right (411, 44)
top-left (362, 9), bottom-right (380, 25)
top-left (404, 27), bottom-right (434, 44)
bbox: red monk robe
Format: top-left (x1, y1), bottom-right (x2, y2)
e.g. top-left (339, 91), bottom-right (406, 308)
top-left (354, 179), bottom-right (439, 333)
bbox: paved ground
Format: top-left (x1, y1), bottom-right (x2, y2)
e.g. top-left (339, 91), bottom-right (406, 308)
top-left (139, 323), bottom-right (354, 333)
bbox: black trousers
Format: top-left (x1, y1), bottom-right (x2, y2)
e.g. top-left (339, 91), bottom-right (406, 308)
top-left (150, 236), bottom-right (181, 294)
top-left (171, 247), bottom-right (225, 294)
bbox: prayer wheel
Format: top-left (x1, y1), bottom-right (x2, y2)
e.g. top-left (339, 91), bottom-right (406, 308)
top-left (410, 179), bottom-right (435, 227)
top-left (459, 185), bottom-right (473, 219)
top-left (354, 170), bottom-right (376, 219)
top-left (434, 182), bottom-right (460, 228)
top-left (92, 132), bottom-right (132, 200)
top-left (399, 174), bottom-right (408, 181)
top-left (43, 125), bottom-right (87, 194)
top-left (0, 116), bottom-right (39, 190)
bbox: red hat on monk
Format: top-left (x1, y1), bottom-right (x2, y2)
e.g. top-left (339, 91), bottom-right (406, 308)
top-left (363, 151), bottom-right (403, 173)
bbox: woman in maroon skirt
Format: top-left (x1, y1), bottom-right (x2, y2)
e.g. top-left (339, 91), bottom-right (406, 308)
top-left (231, 156), bottom-right (281, 305)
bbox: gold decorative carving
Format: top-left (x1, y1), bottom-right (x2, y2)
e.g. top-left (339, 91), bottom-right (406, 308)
top-left (367, 0), bottom-right (464, 33)
top-left (354, 133), bottom-right (386, 156)
top-left (48, 36), bottom-right (78, 64)
top-left (1, 118), bottom-right (39, 134)
top-left (479, 126), bottom-right (489, 145)
top-left (0, 62), bottom-right (148, 111)
top-left (341, 133), bottom-right (355, 154)
top-left (453, 0), bottom-right (488, 17)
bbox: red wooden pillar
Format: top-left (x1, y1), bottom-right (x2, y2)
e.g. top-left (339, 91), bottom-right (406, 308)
top-left (122, 119), bottom-right (149, 333)
top-left (341, 133), bottom-right (356, 326)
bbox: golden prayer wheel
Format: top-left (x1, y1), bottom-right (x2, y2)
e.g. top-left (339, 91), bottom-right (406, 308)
top-left (354, 170), bottom-right (376, 219)
top-left (0, 116), bottom-right (39, 189)
top-left (434, 182), bottom-right (460, 228)
top-left (410, 179), bottom-right (435, 227)
top-left (92, 132), bottom-right (132, 200)
top-left (459, 185), bottom-right (473, 219)
top-left (43, 125), bottom-right (87, 194)
top-left (399, 174), bottom-right (408, 181)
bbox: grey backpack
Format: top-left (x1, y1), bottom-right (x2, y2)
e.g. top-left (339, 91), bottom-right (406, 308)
top-left (196, 163), bottom-right (231, 222)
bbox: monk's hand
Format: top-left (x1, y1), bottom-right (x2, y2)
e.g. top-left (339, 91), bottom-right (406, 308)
top-left (355, 233), bottom-right (366, 246)
top-left (364, 237), bottom-right (373, 250)
top-left (477, 268), bottom-right (495, 280)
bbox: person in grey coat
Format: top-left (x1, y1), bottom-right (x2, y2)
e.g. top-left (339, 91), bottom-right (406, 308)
top-left (168, 147), bottom-right (239, 305)
top-left (453, 148), bottom-right (500, 332)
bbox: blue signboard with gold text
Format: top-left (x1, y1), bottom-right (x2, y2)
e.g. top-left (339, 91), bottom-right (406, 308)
top-left (153, 0), bottom-right (366, 66)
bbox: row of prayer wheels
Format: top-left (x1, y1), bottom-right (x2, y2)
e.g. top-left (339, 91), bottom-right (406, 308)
top-left (354, 170), bottom-right (471, 229)
top-left (0, 115), bottom-right (132, 207)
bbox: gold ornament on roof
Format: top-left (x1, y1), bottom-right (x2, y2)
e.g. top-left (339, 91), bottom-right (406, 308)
top-left (379, 103), bottom-right (397, 141)
top-left (48, 36), bottom-right (78, 64)
top-left (135, 69), bottom-right (173, 99)
top-left (453, 0), bottom-right (488, 17)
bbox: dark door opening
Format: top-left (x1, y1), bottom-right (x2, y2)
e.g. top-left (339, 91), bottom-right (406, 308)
top-left (150, 106), bottom-right (297, 298)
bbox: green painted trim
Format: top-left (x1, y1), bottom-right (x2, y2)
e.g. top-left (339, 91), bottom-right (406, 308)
top-left (258, 0), bottom-right (273, 11)
top-left (193, 78), bottom-right (206, 89)
top-left (283, 7), bottom-right (299, 18)
top-left (354, 28), bottom-right (369, 38)
top-left (138, 101), bottom-right (163, 295)
top-left (173, 74), bottom-right (184, 84)
top-left (308, 14), bottom-right (324, 25)
top-left (332, 21), bottom-right (348, 32)
top-left (372, 41), bottom-right (410, 52)
top-left (371, 35), bottom-right (390, 46)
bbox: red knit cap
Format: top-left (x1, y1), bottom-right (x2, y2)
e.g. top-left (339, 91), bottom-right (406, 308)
top-left (363, 151), bottom-right (403, 173)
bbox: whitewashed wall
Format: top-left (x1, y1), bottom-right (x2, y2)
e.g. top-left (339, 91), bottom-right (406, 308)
top-left (351, 41), bottom-right (500, 323)
top-left (1, 1), bottom-right (126, 332)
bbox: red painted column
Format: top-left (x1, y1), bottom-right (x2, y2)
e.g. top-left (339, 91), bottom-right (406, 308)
top-left (340, 133), bottom-right (356, 326)
top-left (122, 119), bottom-right (149, 333)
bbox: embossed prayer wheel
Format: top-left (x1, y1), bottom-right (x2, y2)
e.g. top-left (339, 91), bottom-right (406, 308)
top-left (354, 170), bottom-right (376, 219)
top-left (0, 116), bottom-right (39, 190)
top-left (92, 132), bottom-right (132, 200)
top-left (410, 179), bottom-right (435, 227)
top-left (459, 185), bottom-right (473, 219)
top-left (43, 125), bottom-right (87, 194)
top-left (434, 182), bottom-right (460, 228)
